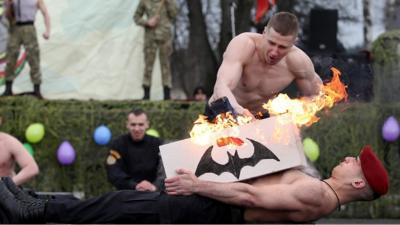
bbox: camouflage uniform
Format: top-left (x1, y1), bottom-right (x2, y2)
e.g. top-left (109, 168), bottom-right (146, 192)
top-left (5, 24), bottom-right (41, 84)
top-left (5, 0), bottom-right (42, 85)
top-left (134, 0), bottom-right (177, 89)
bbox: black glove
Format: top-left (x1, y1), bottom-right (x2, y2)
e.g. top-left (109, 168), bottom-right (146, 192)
top-left (204, 97), bottom-right (238, 122)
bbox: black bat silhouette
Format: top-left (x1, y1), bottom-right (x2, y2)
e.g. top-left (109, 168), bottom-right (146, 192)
top-left (195, 138), bottom-right (280, 179)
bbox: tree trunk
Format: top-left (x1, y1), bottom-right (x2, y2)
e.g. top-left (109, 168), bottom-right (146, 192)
top-left (218, 0), bottom-right (234, 60)
top-left (219, 0), bottom-right (254, 61)
top-left (363, 0), bottom-right (372, 47)
top-left (171, 0), bottom-right (218, 98)
top-left (235, 0), bottom-right (254, 34)
top-left (171, 0), bottom-right (256, 98)
top-left (277, 0), bottom-right (296, 12)
top-left (185, 0), bottom-right (218, 96)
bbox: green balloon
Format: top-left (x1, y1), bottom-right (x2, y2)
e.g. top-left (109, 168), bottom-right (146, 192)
top-left (302, 137), bottom-right (320, 162)
top-left (23, 143), bottom-right (34, 156)
top-left (146, 128), bottom-right (160, 138)
top-left (25, 123), bottom-right (45, 143)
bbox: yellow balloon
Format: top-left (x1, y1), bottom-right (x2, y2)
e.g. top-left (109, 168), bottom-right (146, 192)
top-left (25, 123), bottom-right (45, 143)
top-left (146, 128), bottom-right (160, 138)
top-left (302, 137), bottom-right (320, 162)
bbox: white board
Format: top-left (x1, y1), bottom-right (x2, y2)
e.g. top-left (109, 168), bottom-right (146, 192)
top-left (160, 115), bottom-right (307, 182)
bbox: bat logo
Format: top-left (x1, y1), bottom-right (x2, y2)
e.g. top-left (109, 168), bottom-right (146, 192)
top-left (195, 138), bottom-right (280, 179)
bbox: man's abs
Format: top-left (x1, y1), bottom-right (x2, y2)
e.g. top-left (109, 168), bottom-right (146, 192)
top-left (233, 77), bottom-right (293, 115)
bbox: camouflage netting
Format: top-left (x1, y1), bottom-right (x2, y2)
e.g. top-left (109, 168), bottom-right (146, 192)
top-left (372, 29), bottom-right (400, 103)
top-left (371, 29), bottom-right (400, 66)
top-left (0, 97), bottom-right (205, 196)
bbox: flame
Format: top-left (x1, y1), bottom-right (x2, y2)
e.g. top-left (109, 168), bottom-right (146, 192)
top-left (216, 136), bottom-right (244, 147)
top-left (189, 67), bottom-right (347, 145)
top-left (262, 67), bottom-right (348, 127)
top-left (189, 112), bottom-right (252, 146)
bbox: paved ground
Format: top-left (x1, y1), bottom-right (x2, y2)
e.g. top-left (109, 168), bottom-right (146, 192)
top-left (316, 218), bottom-right (400, 224)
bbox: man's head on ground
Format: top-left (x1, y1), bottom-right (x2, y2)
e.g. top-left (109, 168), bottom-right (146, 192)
top-left (261, 12), bottom-right (299, 65)
top-left (126, 108), bottom-right (149, 141)
top-left (330, 145), bottom-right (389, 201)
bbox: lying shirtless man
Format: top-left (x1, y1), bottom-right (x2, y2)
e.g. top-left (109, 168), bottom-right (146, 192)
top-left (0, 145), bottom-right (389, 223)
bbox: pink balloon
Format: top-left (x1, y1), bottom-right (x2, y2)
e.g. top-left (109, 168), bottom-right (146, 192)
top-left (382, 116), bottom-right (400, 142)
top-left (57, 141), bottom-right (76, 165)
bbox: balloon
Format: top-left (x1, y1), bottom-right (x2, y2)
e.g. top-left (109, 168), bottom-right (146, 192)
top-left (25, 123), bottom-right (45, 143)
top-left (303, 137), bottom-right (320, 162)
top-left (382, 116), bottom-right (400, 142)
top-left (146, 128), bottom-right (160, 138)
top-left (57, 141), bottom-right (76, 165)
top-left (23, 143), bottom-right (34, 156)
top-left (93, 125), bottom-right (112, 145)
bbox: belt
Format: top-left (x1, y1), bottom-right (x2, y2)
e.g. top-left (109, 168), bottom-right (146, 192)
top-left (16, 21), bottom-right (34, 26)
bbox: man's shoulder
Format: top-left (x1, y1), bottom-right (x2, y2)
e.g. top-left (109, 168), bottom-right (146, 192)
top-left (110, 134), bottom-right (130, 146)
top-left (225, 33), bottom-right (259, 60)
top-left (0, 132), bottom-right (17, 144)
top-left (145, 135), bottom-right (163, 146)
top-left (296, 178), bottom-right (325, 202)
top-left (233, 32), bottom-right (260, 46)
top-left (286, 46), bottom-right (310, 62)
top-left (115, 133), bottom-right (130, 141)
top-left (285, 46), bottom-right (314, 74)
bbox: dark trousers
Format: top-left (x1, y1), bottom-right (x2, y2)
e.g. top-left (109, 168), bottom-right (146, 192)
top-left (0, 204), bottom-right (11, 223)
top-left (0, 190), bottom-right (79, 223)
top-left (45, 191), bottom-right (243, 224)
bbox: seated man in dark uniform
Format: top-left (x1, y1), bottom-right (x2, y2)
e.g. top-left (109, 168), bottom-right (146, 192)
top-left (0, 145), bottom-right (389, 223)
top-left (105, 108), bottom-right (164, 191)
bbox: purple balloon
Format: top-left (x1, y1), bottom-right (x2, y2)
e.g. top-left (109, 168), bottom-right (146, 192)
top-left (382, 116), bottom-right (400, 142)
top-left (57, 141), bottom-right (76, 165)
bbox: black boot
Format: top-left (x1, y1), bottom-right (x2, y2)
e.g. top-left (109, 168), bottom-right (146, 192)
top-left (163, 86), bottom-right (170, 100)
top-left (2, 177), bottom-right (37, 201)
top-left (1, 81), bottom-right (13, 96)
top-left (142, 85), bottom-right (150, 100)
top-left (0, 177), bottom-right (46, 223)
top-left (33, 84), bottom-right (43, 99)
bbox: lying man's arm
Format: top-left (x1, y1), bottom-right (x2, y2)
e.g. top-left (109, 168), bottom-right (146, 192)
top-left (165, 169), bottom-right (317, 211)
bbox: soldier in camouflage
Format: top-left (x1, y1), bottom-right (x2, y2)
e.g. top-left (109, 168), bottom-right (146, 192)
top-left (134, 0), bottom-right (177, 100)
top-left (1, 0), bottom-right (50, 99)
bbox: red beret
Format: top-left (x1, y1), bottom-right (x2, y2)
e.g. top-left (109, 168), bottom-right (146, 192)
top-left (359, 145), bottom-right (389, 197)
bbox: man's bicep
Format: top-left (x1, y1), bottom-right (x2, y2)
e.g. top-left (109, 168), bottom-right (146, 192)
top-left (293, 54), bottom-right (322, 96)
top-left (37, 0), bottom-right (47, 14)
top-left (296, 72), bottom-right (322, 96)
top-left (289, 50), bottom-right (322, 96)
top-left (215, 60), bottom-right (243, 89)
top-left (215, 34), bottom-right (255, 89)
